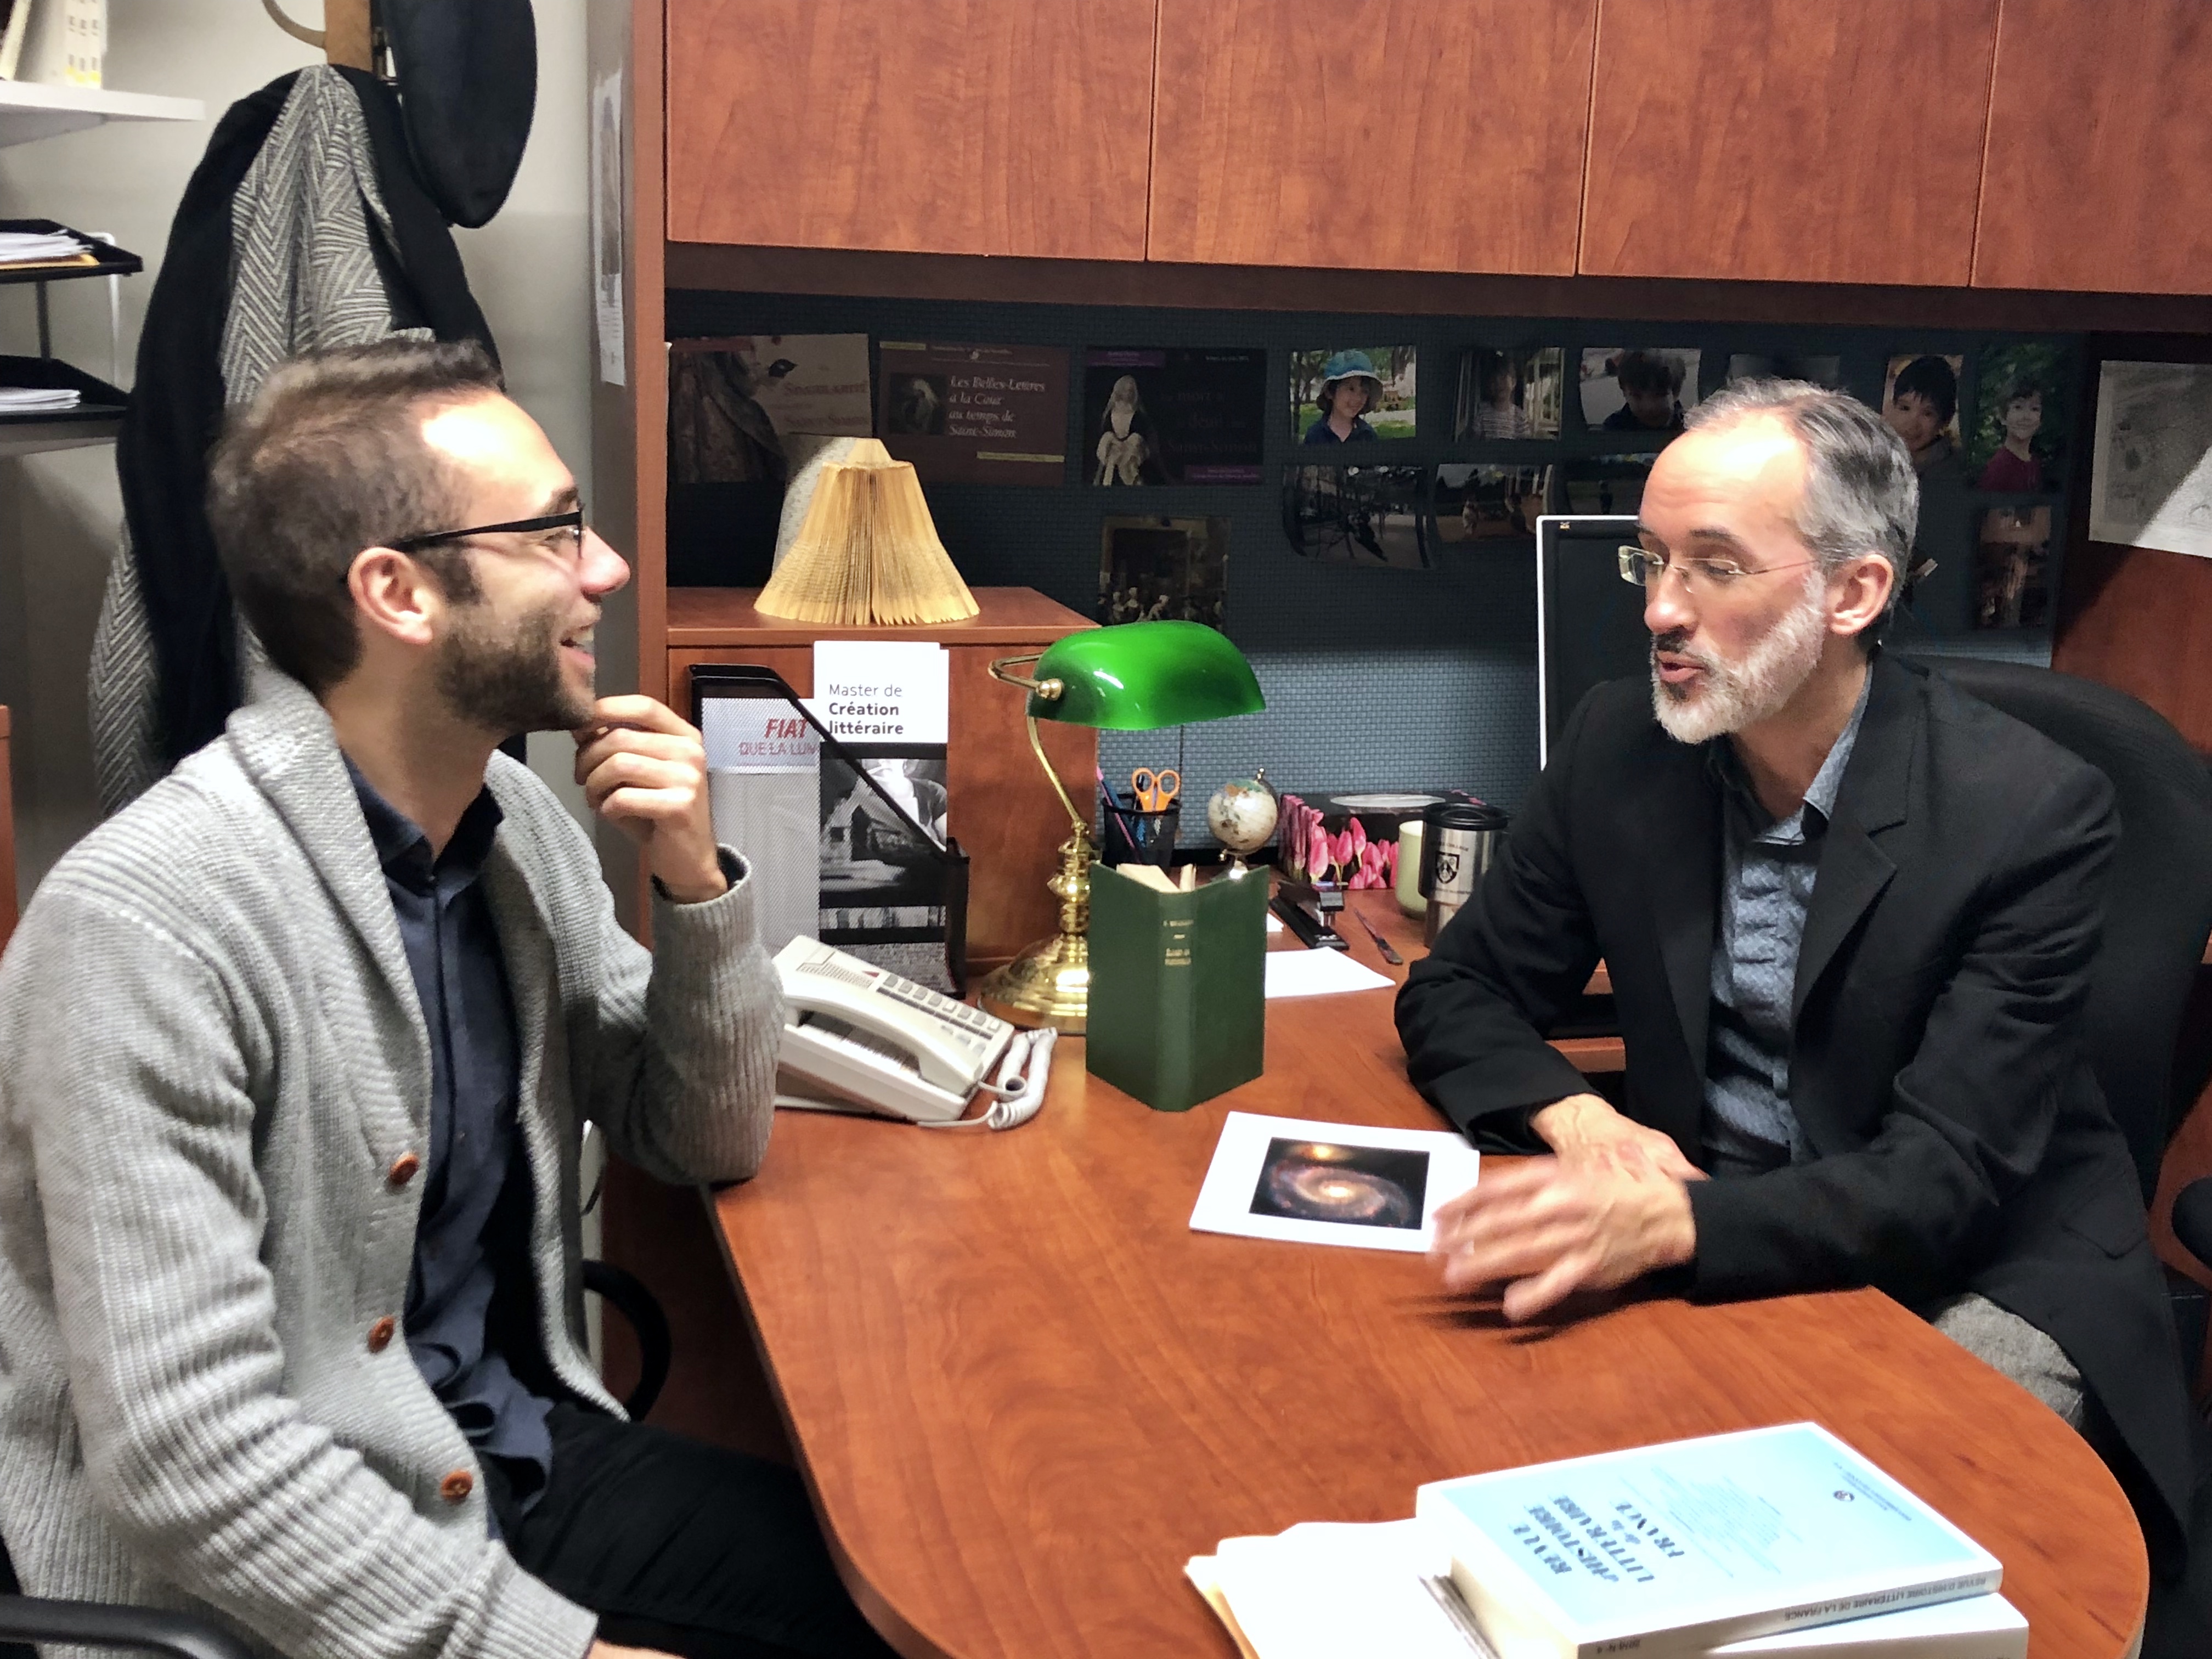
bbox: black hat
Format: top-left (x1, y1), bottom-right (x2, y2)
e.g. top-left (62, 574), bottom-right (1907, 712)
top-left (383, 0), bottom-right (538, 229)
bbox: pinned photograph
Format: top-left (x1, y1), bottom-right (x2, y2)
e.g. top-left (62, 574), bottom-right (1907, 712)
top-left (1291, 347), bottom-right (1418, 443)
top-left (668, 334), bottom-right (872, 484)
top-left (1725, 353), bottom-right (1844, 390)
top-left (1561, 454), bottom-right (1657, 516)
top-left (1098, 515), bottom-right (1229, 628)
top-left (1967, 343), bottom-right (2067, 493)
top-left (1188, 1111), bottom-right (1480, 1254)
top-left (1974, 505), bottom-right (2054, 630)
top-left (1084, 348), bottom-right (1268, 485)
top-left (1882, 353), bottom-right (1966, 478)
top-left (1282, 466), bottom-right (1432, 568)
top-left (1249, 1138), bottom-right (1430, 1231)
top-left (1434, 465), bottom-right (1553, 543)
top-left (1579, 348), bottom-right (1700, 435)
top-left (1455, 347), bottom-right (1566, 440)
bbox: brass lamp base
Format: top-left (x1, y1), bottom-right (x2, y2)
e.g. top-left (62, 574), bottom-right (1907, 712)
top-left (978, 932), bottom-right (1090, 1033)
top-left (979, 828), bottom-right (1093, 1032)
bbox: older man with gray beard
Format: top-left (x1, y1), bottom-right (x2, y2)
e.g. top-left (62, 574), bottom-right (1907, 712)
top-left (1396, 380), bottom-right (2197, 1570)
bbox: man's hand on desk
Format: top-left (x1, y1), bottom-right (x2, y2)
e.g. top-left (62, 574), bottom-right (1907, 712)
top-left (1531, 1092), bottom-right (1703, 1182)
top-left (1430, 1156), bottom-right (1700, 1322)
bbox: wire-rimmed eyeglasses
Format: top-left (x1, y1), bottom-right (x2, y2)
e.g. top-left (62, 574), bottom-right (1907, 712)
top-left (1617, 544), bottom-right (1818, 595)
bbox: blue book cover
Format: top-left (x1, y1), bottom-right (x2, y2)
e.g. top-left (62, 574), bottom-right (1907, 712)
top-left (1413, 1424), bottom-right (2002, 1659)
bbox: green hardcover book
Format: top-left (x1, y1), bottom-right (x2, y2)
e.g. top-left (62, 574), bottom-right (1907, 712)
top-left (1086, 865), bottom-right (1268, 1111)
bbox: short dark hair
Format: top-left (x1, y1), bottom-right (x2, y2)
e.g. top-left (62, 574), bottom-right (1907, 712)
top-left (1615, 351), bottom-right (1682, 397)
top-left (206, 338), bottom-right (506, 693)
top-left (2000, 376), bottom-right (2045, 409)
top-left (1891, 355), bottom-right (1957, 425)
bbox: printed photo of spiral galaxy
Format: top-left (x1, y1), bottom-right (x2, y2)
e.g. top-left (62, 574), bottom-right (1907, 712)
top-left (1248, 1138), bottom-right (1430, 1231)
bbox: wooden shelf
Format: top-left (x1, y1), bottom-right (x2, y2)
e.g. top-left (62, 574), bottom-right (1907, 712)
top-left (667, 585), bottom-right (1096, 648)
top-left (0, 81), bottom-right (204, 149)
top-left (0, 415), bottom-right (120, 456)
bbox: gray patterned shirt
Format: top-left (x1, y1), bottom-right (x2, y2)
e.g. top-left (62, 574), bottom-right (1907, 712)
top-left (1702, 673), bottom-right (1872, 1173)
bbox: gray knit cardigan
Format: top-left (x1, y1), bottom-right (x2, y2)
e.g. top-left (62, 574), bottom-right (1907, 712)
top-left (0, 671), bottom-right (782, 1659)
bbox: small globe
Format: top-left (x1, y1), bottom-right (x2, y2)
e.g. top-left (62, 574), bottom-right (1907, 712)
top-left (1207, 773), bottom-right (1279, 860)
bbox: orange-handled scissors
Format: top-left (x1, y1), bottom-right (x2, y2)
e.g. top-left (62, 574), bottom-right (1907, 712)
top-left (1131, 767), bottom-right (1181, 812)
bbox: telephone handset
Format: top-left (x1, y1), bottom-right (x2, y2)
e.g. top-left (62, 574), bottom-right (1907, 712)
top-left (773, 938), bottom-right (1052, 1128)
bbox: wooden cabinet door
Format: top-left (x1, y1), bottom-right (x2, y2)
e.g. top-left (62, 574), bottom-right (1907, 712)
top-left (1580, 0), bottom-right (1997, 285)
top-left (1976, 0), bottom-right (2212, 294)
top-left (666, 0), bottom-right (1156, 259)
top-left (1147, 0), bottom-right (1598, 274)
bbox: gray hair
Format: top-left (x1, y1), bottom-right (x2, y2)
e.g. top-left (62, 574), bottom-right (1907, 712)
top-left (1685, 379), bottom-right (1917, 637)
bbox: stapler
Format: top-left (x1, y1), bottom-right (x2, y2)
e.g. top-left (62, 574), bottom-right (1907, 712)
top-left (1271, 881), bottom-right (1348, 950)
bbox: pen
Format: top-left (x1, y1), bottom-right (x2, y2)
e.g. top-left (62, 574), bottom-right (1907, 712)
top-left (1350, 906), bottom-right (1404, 966)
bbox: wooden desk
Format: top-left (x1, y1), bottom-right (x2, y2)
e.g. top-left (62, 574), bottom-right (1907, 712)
top-left (710, 891), bottom-right (2147, 1658)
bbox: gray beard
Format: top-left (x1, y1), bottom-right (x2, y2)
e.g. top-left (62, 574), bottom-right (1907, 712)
top-left (1650, 576), bottom-right (1829, 745)
top-left (435, 595), bottom-right (595, 736)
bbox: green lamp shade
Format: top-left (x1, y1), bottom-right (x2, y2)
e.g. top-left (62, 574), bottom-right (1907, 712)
top-left (1028, 620), bottom-right (1265, 730)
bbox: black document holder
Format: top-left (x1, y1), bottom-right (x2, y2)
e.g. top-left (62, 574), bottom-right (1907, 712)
top-left (691, 664), bottom-right (970, 995)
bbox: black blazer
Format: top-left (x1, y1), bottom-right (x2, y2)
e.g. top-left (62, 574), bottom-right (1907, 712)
top-left (1397, 653), bottom-right (2196, 1558)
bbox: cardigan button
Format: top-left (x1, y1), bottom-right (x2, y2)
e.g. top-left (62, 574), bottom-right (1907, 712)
top-left (439, 1469), bottom-right (474, 1504)
top-left (366, 1316), bottom-right (397, 1353)
top-left (386, 1152), bottom-right (422, 1187)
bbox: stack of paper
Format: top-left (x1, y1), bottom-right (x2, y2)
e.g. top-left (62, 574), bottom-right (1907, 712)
top-left (0, 386), bottom-right (81, 413)
top-left (0, 229), bottom-right (90, 267)
top-left (1192, 1426), bottom-right (2030, 1659)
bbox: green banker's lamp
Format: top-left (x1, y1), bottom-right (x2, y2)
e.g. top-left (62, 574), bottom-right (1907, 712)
top-left (982, 620), bottom-right (1264, 1032)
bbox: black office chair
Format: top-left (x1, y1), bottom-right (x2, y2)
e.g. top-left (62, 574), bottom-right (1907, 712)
top-left (1920, 659), bottom-right (2212, 1197)
top-left (1921, 658), bottom-right (2212, 1659)
top-left (0, 1261), bottom-right (670, 1659)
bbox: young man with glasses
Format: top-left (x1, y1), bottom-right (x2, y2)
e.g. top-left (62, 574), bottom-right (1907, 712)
top-left (0, 341), bottom-right (896, 1659)
top-left (1397, 380), bottom-right (2196, 1571)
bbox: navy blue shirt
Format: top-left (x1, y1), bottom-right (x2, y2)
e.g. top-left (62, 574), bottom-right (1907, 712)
top-left (1301, 414), bottom-right (1378, 444)
top-left (1701, 672), bottom-right (1871, 1173)
top-left (349, 763), bottom-right (554, 1517)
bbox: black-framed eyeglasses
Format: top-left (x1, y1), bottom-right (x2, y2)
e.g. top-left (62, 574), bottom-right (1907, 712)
top-left (386, 509), bottom-right (585, 557)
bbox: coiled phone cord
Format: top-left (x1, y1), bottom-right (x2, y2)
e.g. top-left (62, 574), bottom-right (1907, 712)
top-left (922, 1028), bottom-right (1058, 1131)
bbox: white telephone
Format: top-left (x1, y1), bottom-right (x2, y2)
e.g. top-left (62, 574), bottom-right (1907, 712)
top-left (772, 937), bottom-right (1054, 1129)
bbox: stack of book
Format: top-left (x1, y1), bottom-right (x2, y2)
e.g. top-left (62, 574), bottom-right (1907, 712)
top-left (1189, 1425), bottom-right (2028, 1659)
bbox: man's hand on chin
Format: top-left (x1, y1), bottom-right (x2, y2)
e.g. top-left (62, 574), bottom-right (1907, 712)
top-left (1429, 1158), bottom-right (1699, 1322)
top-left (573, 695), bottom-right (729, 903)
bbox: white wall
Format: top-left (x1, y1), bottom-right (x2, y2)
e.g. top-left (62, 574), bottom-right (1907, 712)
top-left (0, 0), bottom-right (594, 898)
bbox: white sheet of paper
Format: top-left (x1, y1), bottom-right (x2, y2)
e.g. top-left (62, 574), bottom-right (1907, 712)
top-left (1190, 1111), bottom-right (1479, 1254)
top-left (807, 641), bottom-right (950, 745)
top-left (1265, 949), bottom-right (1392, 998)
top-left (2089, 360), bottom-right (2212, 558)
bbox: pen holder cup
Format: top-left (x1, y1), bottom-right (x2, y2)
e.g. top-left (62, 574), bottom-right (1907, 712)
top-left (1100, 798), bottom-right (1180, 869)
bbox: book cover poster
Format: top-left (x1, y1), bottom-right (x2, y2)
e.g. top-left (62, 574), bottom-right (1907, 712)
top-left (1082, 348), bottom-right (1268, 484)
top-left (1966, 342), bottom-right (2068, 492)
top-left (1579, 348), bottom-right (1701, 435)
top-left (1099, 515), bottom-right (1229, 627)
top-left (668, 334), bottom-right (871, 484)
top-left (1291, 348), bottom-right (1418, 443)
top-left (1974, 504), bottom-right (2053, 630)
top-left (1283, 466), bottom-right (1432, 568)
top-left (1725, 352), bottom-right (1843, 390)
top-left (1882, 353), bottom-right (1967, 478)
top-left (878, 341), bottom-right (1069, 485)
top-left (1455, 347), bottom-right (1565, 440)
top-left (1434, 465), bottom-right (1553, 544)
top-left (809, 641), bottom-right (953, 950)
top-left (700, 695), bottom-right (821, 955)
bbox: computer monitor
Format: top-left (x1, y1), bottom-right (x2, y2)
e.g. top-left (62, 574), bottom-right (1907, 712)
top-left (1534, 514), bottom-right (1648, 768)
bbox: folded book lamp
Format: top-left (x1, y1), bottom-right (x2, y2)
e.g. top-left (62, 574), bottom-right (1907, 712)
top-left (983, 620), bottom-right (1265, 1032)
